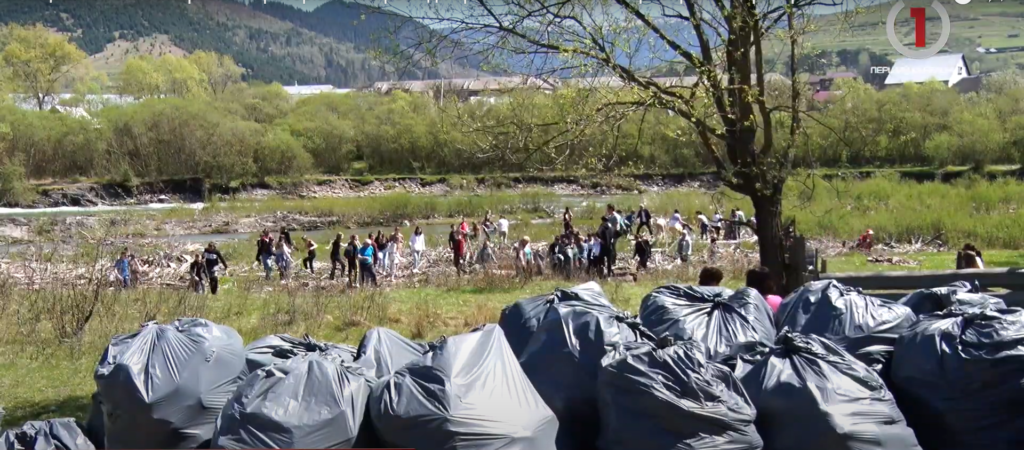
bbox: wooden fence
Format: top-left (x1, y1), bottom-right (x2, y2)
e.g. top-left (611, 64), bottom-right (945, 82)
top-left (814, 261), bottom-right (1024, 307)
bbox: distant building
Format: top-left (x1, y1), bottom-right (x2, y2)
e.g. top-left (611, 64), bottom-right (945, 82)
top-left (806, 72), bottom-right (860, 102)
top-left (883, 53), bottom-right (975, 88)
top-left (282, 84), bottom-right (354, 98)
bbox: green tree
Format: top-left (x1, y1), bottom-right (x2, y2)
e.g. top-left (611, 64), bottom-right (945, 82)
top-left (0, 24), bottom-right (89, 111)
top-left (156, 55), bottom-right (209, 99)
top-left (188, 51), bottom-right (245, 95)
top-left (118, 56), bottom-right (166, 99)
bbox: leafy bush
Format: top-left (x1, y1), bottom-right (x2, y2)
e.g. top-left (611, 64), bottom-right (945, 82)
top-left (0, 159), bottom-right (37, 206)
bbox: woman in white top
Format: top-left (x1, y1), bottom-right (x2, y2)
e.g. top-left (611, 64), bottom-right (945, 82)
top-left (410, 226), bottom-right (426, 273)
top-left (274, 239), bottom-right (293, 281)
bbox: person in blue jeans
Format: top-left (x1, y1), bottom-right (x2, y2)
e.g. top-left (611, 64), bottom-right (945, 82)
top-left (358, 239), bottom-right (378, 287)
top-left (114, 251), bottom-right (131, 288)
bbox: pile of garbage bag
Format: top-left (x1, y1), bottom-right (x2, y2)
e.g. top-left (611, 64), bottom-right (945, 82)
top-left (369, 324), bottom-right (558, 450)
top-left (354, 327), bottom-right (427, 379)
top-left (597, 336), bottom-right (762, 450)
top-left (897, 281), bottom-right (1005, 315)
top-left (776, 280), bottom-right (917, 375)
top-left (638, 285), bottom-right (776, 374)
top-left (214, 352), bottom-right (374, 449)
top-left (891, 306), bottom-right (1024, 450)
top-left (1, 419), bottom-right (95, 450)
top-left (507, 285), bottom-right (652, 450)
top-left (499, 281), bottom-right (612, 356)
top-left (93, 319), bottom-right (244, 449)
top-left (237, 333), bottom-right (356, 382)
top-left (741, 330), bottom-right (921, 450)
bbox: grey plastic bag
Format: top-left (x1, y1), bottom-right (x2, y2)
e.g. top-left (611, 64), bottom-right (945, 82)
top-left (897, 282), bottom-right (1004, 316)
top-left (499, 281), bottom-right (612, 357)
top-left (517, 295), bottom-right (652, 450)
top-left (82, 393), bottom-right (104, 449)
top-left (777, 280), bottom-right (917, 376)
top-left (638, 285), bottom-right (775, 375)
top-left (369, 324), bottom-right (558, 450)
top-left (741, 330), bottom-right (921, 450)
top-left (214, 352), bottom-right (374, 449)
top-left (597, 337), bottom-right (763, 450)
top-left (238, 333), bottom-right (357, 382)
top-left (1, 419), bottom-right (95, 450)
top-left (94, 319), bottom-right (244, 449)
top-left (354, 327), bottom-right (427, 379)
top-left (891, 306), bottom-right (1024, 450)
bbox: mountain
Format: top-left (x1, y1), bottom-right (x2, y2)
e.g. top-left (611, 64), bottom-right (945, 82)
top-left (0, 0), bottom-right (478, 88)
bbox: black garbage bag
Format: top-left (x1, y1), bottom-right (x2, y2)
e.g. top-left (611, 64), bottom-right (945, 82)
top-left (1, 419), bottom-right (95, 450)
top-left (741, 330), bottom-right (921, 450)
top-left (354, 327), bottom-right (427, 379)
top-left (214, 352), bottom-right (374, 449)
top-left (94, 319), bottom-right (245, 449)
top-left (890, 306), bottom-right (1024, 450)
top-left (638, 285), bottom-right (775, 375)
top-left (369, 324), bottom-right (558, 450)
top-left (499, 281), bottom-right (613, 357)
top-left (597, 336), bottom-right (763, 450)
top-left (82, 393), bottom-right (104, 449)
top-left (777, 280), bottom-right (917, 375)
top-left (898, 282), bottom-right (1004, 316)
top-left (237, 333), bottom-right (357, 382)
top-left (518, 295), bottom-right (652, 450)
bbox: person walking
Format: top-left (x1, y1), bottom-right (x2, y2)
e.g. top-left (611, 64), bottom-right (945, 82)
top-left (389, 226), bottom-right (405, 280)
top-left (497, 215), bottom-right (510, 246)
top-left (114, 251), bottom-right (131, 289)
top-left (598, 216), bottom-right (619, 277)
top-left (374, 231), bottom-right (387, 268)
top-left (344, 235), bottom-right (360, 287)
top-left (515, 236), bottom-right (533, 277)
top-left (128, 254), bottom-right (142, 287)
top-left (358, 239), bottom-right (378, 287)
top-left (274, 239), bottom-right (293, 281)
top-left (188, 253), bottom-right (206, 294)
top-left (452, 227), bottom-right (468, 276)
top-left (202, 242), bottom-right (227, 295)
top-left (301, 236), bottom-right (318, 275)
top-left (330, 233), bottom-right (345, 281)
top-left (633, 234), bottom-right (652, 270)
top-left (410, 226), bottom-right (426, 273)
top-left (562, 207), bottom-right (573, 233)
top-left (256, 229), bottom-right (276, 280)
top-left (696, 211), bottom-right (710, 240)
top-left (637, 204), bottom-right (653, 236)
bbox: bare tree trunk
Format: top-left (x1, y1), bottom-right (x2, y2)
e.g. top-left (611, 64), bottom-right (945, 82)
top-left (750, 186), bottom-right (788, 295)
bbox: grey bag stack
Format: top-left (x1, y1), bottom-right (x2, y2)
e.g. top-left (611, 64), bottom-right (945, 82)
top-left (897, 281), bottom-right (1005, 316)
top-left (891, 306), bottom-right (1024, 450)
top-left (354, 327), bottom-right (427, 379)
top-left (501, 283), bottom-right (652, 450)
top-left (93, 319), bottom-right (244, 449)
top-left (741, 330), bottom-right (921, 450)
top-left (369, 324), bottom-right (558, 450)
top-left (777, 280), bottom-right (917, 376)
top-left (638, 285), bottom-right (776, 375)
top-left (237, 333), bottom-right (357, 382)
top-left (214, 352), bottom-right (374, 449)
top-left (597, 337), bottom-right (763, 450)
top-left (1, 419), bottom-right (95, 450)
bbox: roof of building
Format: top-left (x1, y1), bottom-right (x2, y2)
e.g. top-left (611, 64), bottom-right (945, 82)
top-left (282, 85), bottom-right (341, 95)
top-left (884, 53), bottom-right (969, 85)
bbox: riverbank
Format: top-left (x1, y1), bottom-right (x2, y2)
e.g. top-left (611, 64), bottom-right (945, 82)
top-left (19, 165), bottom-right (1024, 209)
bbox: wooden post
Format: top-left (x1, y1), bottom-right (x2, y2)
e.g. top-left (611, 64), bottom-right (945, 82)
top-left (784, 235), bottom-right (807, 294)
top-left (821, 258), bottom-right (828, 274)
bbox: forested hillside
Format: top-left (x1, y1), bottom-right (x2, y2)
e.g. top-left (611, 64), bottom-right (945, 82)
top-left (0, 0), bottom-right (466, 87)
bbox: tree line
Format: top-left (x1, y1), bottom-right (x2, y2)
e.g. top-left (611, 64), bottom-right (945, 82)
top-left (1, 23), bottom-right (1023, 197)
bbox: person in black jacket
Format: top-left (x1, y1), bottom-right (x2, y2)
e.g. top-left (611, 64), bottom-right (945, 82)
top-left (188, 253), bottom-right (206, 294)
top-left (329, 233), bottom-right (345, 281)
top-left (279, 227), bottom-right (294, 249)
top-left (255, 229), bottom-right (275, 280)
top-left (344, 235), bottom-right (360, 286)
top-left (636, 204), bottom-right (653, 236)
top-left (202, 242), bottom-right (227, 295)
top-left (633, 234), bottom-right (652, 270)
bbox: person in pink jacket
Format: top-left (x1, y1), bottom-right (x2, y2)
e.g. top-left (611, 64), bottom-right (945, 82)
top-left (746, 266), bottom-right (783, 313)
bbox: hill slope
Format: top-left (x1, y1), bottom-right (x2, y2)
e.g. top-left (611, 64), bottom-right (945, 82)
top-left (0, 0), bottom-right (475, 88)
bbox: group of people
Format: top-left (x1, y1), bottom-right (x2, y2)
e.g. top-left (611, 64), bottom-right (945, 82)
top-left (254, 228), bottom-right (320, 282)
